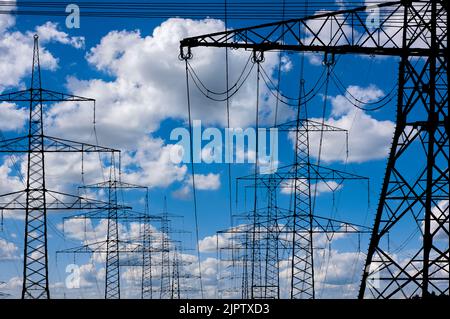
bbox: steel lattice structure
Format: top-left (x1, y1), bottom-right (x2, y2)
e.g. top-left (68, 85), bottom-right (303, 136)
top-left (159, 197), bottom-right (171, 299)
top-left (156, 198), bottom-right (198, 299)
top-left (180, 0), bottom-right (449, 299)
top-left (216, 110), bottom-right (368, 299)
top-left (170, 245), bottom-right (181, 299)
top-left (0, 35), bottom-right (120, 299)
top-left (59, 178), bottom-right (153, 299)
top-left (61, 207), bottom-right (158, 299)
top-left (59, 191), bottom-right (198, 299)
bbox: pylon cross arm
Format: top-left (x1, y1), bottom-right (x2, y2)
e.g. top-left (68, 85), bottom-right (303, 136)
top-left (0, 88), bottom-right (95, 102)
top-left (180, 1), bottom-right (446, 58)
top-left (0, 135), bottom-right (119, 153)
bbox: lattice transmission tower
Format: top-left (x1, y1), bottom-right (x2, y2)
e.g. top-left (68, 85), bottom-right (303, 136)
top-left (182, 30), bottom-right (370, 301)
top-left (180, 0), bottom-right (448, 299)
top-left (0, 35), bottom-right (119, 299)
top-left (156, 197), bottom-right (198, 299)
top-left (58, 174), bottom-right (156, 299)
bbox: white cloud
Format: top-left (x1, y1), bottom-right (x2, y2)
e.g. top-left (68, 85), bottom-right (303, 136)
top-left (0, 238), bottom-right (19, 261)
top-left (303, 8), bottom-right (356, 66)
top-left (290, 85), bottom-right (395, 163)
top-left (0, 13), bottom-right (85, 92)
top-left (304, 9), bottom-right (356, 47)
top-left (0, 102), bottom-right (27, 131)
top-left (172, 173), bottom-right (221, 199)
top-left (47, 18), bottom-right (293, 149)
top-left (0, 5), bottom-right (94, 209)
top-left (2, 18), bottom-right (294, 193)
top-left (172, 184), bottom-right (191, 200)
top-left (198, 232), bottom-right (231, 253)
top-left (59, 218), bottom-right (106, 242)
top-left (194, 173), bottom-right (221, 190)
top-left (4, 276), bottom-right (22, 290)
top-left (121, 266), bottom-right (142, 283)
top-left (0, 161), bottom-right (24, 194)
top-left (35, 22), bottom-right (85, 49)
top-left (122, 136), bottom-right (187, 188)
top-left (427, 200), bottom-right (449, 242)
top-left (76, 263), bottom-right (104, 288)
top-left (0, 0), bottom-right (15, 33)
top-left (280, 180), bottom-right (343, 196)
top-left (207, 224), bottom-right (366, 298)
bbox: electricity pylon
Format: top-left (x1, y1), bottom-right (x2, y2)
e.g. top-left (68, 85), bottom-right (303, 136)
top-left (215, 109), bottom-right (368, 299)
top-left (59, 178), bottom-right (154, 299)
top-left (0, 35), bottom-right (119, 299)
top-left (171, 245), bottom-right (181, 299)
top-left (180, 0), bottom-right (448, 298)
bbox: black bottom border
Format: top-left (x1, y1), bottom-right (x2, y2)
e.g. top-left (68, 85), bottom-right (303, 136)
top-left (1, 298), bottom-right (448, 318)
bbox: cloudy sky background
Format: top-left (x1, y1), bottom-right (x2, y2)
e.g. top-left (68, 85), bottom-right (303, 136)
top-left (0, 0), bottom-right (416, 298)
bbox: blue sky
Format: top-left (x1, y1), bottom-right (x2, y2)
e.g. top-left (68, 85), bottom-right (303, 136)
top-left (0, 0), bottom-right (416, 299)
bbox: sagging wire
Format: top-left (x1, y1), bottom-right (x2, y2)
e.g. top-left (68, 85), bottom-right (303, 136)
top-left (225, 0), bottom-right (233, 233)
top-left (187, 59), bottom-right (255, 102)
top-left (188, 54), bottom-right (253, 96)
top-left (250, 50), bottom-right (263, 298)
top-left (77, 99), bottom-right (107, 297)
top-left (183, 57), bottom-right (204, 299)
top-left (330, 69), bottom-right (397, 111)
top-left (259, 59), bottom-right (339, 108)
top-left (311, 54), bottom-right (334, 214)
top-left (266, 0), bottom-right (286, 299)
top-left (260, 62), bottom-right (328, 101)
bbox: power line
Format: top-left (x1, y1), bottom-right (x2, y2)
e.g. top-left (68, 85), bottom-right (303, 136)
top-left (0, 1), bottom-right (408, 21)
top-left (183, 57), bottom-right (204, 298)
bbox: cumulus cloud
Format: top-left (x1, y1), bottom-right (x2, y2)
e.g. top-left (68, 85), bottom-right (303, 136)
top-left (173, 173), bottom-right (221, 199)
top-left (203, 224), bottom-right (366, 298)
top-left (290, 85), bottom-right (395, 163)
top-left (198, 232), bottom-right (232, 253)
top-left (35, 21), bottom-right (85, 49)
top-left (280, 180), bottom-right (343, 196)
top-left (75, 263), bottom-right (105, 288)
top-left (0, 102), bottom-right (27, 131)
top-left (0, 10), bottom-right (389, 298)
top-left (194, 173), bottom-right (221, 190)
top-left (0, 12), bottom-right (85, 92)
top-left (0, 238), bottom-right (19, 261)
top-left (0, 161), bottom-right (24, 194)
top-left (59, 218), bottom-right (107, 243)
top-left (0, 3), bottom-right (94, 199)
top-left (44, 18), bottom-right (288, 192)
top-left (4, 276), bottom-right (22, 290)
top-left (2, 17), bottom-right (293, 194)
top-left (427, 200), bottom-right (449, 242)
top-left (121, 137), bottom-right (187, 188)
top-left (0, 0), bottom-right (16, 33)
top-left (47, 18), bottom-right (293, 148)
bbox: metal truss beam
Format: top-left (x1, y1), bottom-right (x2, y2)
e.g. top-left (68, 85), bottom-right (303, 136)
top-left (180, 1), bottom-right (445, 58)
